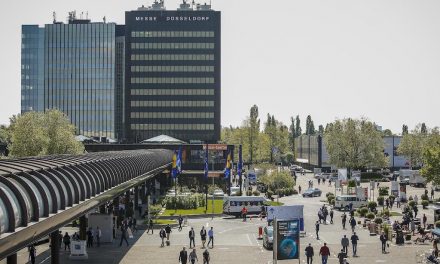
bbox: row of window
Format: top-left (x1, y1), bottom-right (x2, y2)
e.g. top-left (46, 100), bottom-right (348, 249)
top-left (131, 77), bottom-right (215, 84)
top-left (130, 112), bottom-right (215, 119)
top-left (131, 42), bottom-right (215, 50)
top-left (130, 54), bottom-right (214, 61)
top-left (131, 89), bottom-right (214, 96)
top-left (131, 65), bottom-right (215, 73)
top-left (131, 31), bottom-right (215, 38)
top-left (131, 100), bottom-right (215, 107)
top-left (131, 123), bottom-right (215, 131)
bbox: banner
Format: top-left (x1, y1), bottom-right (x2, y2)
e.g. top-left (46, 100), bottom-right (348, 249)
top-left (224, 150), bottom-right (232, 179)
top-left (275, 219), bottom-right (300, 260)
top-left (204, 144), bottom-right (209, 179)
top-left (238, 145), bottom-right (243, 177)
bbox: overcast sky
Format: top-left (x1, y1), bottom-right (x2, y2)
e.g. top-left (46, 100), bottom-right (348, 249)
top-left (1, 0), bottom-right (439, 133)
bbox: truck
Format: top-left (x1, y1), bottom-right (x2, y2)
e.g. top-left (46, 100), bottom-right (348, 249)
top-left (399, 169), bottom-right (426, 187)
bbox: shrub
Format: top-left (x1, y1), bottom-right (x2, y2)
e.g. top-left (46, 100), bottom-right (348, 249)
top-left (408, 200), bottom-right (416, 208)
top-left (348, 180), bottom-right (356, 188)
top-left (389, 194), bottom-right (395, 200)
top-left (421, 200), bottom-right (429, 209)
top-left (327, 194), bottom-right (335, 204)
top-left (436, 221), bottom-right (440, 228)
top-left (165, 193), bottom-right (206, 210)
top-left (190, 188), bottom-right (196, 194)
top-left (292, 189), bottom-right (299, 195)
top-left (267, 190), bottom-right (273, 198)
top-left (359, 207), bottom-right (369, 217)
top-left (374, 217), bottom-right (383, 224)
top-left (421, 194), bottom-right (429, 201)
top-left (253, 190), bottom-right (261, 196)
top-left (246, 190), bottom-right (253, 196)
top-left (326, 192), bottom-right (334, 198)
top-left (408, 196), bottom-right (414, 201)
top-left (368, 201), bottom-right (377, 211)
top-left (379, 187), bottom-right (389, 196)
top-left (377, 196), bottom-right (385, 206)
top-left (366, 212), bottom-right (375, 220)
top-left (330, 198), bottom-right (335, 206)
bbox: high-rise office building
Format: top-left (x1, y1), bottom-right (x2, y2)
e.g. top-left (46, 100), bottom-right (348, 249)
top-left (21, 12), bottom-right (124, 140)
top-left (125, 1), bottom-right (221, 143)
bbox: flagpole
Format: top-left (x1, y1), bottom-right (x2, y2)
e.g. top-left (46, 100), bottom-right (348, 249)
top-left (205, 144), bottom-right (208, 212)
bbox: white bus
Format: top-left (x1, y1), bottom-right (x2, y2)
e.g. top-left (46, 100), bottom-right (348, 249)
top-left (334, 195), bottom-right (368, 211)
top-left (223, 196), bottom-right (266, 217)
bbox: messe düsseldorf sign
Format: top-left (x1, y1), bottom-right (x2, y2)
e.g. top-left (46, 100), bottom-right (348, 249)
top-left (135, 16), bottom-right (210, 22)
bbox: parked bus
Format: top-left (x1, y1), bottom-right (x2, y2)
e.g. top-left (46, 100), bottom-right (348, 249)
top-left (223, 196), bottom-right (267, 217)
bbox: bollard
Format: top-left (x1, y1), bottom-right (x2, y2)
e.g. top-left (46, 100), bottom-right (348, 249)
top-left (258, 226), bottom-right (263, 239)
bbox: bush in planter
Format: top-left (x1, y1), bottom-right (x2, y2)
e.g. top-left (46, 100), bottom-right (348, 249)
top-left (253, 190), bottom-right (261, 196)
top-left (389, 194), bottom-right (395, 200)
top-left (326, 192), bottom-right (335, 198)
top-left (366, 212), bottom-right (376, 220)
top-left (435, 221), bottom-right (440, 228)
top-left (381, 209), bottom-right (390, 217)
top-left (368, 201), bottom-right (377, 211)
top-left (377, 196), bottom-right (385, 206)
top-left (378, 187), bottom-right (389, 196)
top-left (374, 217), bottom-right (383, 224)
top-left (421, 194), bottom-right (429, 201)
top-left (246, 190), bottom-right (253, 196)
top-left (408, 200), bottom-right (416, 208)
top-left (359, 207), bottom-right (369, 217)
top-left (421, 200), bottom-right (429, 209)
top-left (348, 180), bottom-right (357, 188)
top-left (408, 196), bottom-right (414, 201)
top-left (327, 194), bottom-right (335, 204)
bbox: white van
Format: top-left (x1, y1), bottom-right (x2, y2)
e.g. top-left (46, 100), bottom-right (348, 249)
top-left (223, 196), bottom-right (266, 217)
top-left (334, 195), bottom-right (368, 211)
top-left (230, 186), bottom-right (240, 196)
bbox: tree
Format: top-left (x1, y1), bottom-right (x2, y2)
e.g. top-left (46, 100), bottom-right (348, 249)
top-left (318, 125), bottom-right (324, 135)
top-left (402, 124), bottom-right (409, 135)
top-left (265, 114), bottom-right (277, 163)
top-left (323, 118), bottom-right (387, 171)
top-left (247, 105), bottom-right (260, 164)
top-left (305, 115), bottom-right (315, 135)
top-left (421, 123), bottom-right (428, 134)
top-left (421, 137), bottom-right (440, 185)
top-left (397, 125), bottom-right (428, 168)
top-left (383, 129), bottom-right (393, 137)
top-left (8, 110), bottom-right (84, 158)
top-left (295, 115), bottom-right (302, 137)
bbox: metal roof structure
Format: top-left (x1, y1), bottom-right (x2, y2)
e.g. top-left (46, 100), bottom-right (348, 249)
top-left (141, 134), bottom-right (187, 144)
top-left (0, 149), bottom-right (172, 260)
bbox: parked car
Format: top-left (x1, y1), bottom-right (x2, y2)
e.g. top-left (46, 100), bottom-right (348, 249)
top-left (230, 186), bottom-right (241, 196)
top-left (302, 188), bottom-right (322, 197)
top-left (166, 189), bottom-right (176, 196)
top-left (263, 226), bottom-right (274, 249)
top-left (213, 189), bottom-right (225, 197)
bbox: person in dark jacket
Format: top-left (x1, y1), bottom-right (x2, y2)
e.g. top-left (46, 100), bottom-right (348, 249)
top-left (119, 224), bottom-right (129, 247)
top-left (179, 247), bottom-right (188, 264)
top-left (189, 227), bottom-right (196, 248)
top-left (165, 224), bottom-right (172, 241)
top-left (341, 213), bottom-right (347, 229)
top-left (380, 232), bottom-right (388, 253)
top-left (341, 235), bottom-right (349, 254)
top-left (319, 243), bottom-right (330, 264)
top-left (159, 228), bottom-right (166, 247)
top-left (305, 243), bottom-right (314, 264)
top-left (315, 221), bottom-right (320, 240)
top-left (351, 232), bottom-right (359, 256)
top-left (63, 232), bottom-right (71, 251)
top-left (350, 217), bottom-right (356, 232)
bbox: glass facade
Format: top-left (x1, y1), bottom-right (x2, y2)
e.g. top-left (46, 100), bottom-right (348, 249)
top-left (125, 10), bottom-right (221, 143)
top-left (21, 25), bottom-right (44, 113)
top-left (43, 22), bottom-right (117, 139)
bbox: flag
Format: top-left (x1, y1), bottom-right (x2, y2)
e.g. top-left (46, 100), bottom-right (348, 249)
top-left (238, 145), bottom-right (243, 177)
top-left (224, 150), bottom-right (232, 179)
top-left (204, 144), bottom-right (209, 179)
top-left (171, 150), bottom-right (178, 179)
top-left (176, 146), bottom-right (182, 174)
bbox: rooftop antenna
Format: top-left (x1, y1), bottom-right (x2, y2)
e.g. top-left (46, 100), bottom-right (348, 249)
top-left (103, 16), bottom-right (106, 23)
top-left (80, 12), bottom-right (84, 19)
top-left (86, 12), bottom-right (88, 19)
top-left (53, 11), bottom-right (56, 23)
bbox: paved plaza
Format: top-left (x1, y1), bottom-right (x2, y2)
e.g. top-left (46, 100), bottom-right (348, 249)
top-left (3, 172), bottom-right (437, 264)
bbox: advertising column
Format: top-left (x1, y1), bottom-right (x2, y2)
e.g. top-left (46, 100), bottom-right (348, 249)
top-left (273, 219), bottom-right (300, 263)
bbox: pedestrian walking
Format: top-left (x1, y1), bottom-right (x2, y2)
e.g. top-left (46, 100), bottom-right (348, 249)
top-left (380, 232), bottom-right (387, 253)
top-left (414, 195), bottom-right (419, 204)
top-left (119, 225), bottom-right (129, 247)
top-left (341, 235), bottom-right (349, 254)
top-left (28, 245), bottom-right (36, 264)
top-left (341, 213), bottom-right (347, 229)
top-left (305, 243), bottom-right (314, 264)
top-left (318, 178), bottom-right (321, 185)
top-left (351, 232), bottom-right (359, 257)
top-left (350, 217), bottom-right (356, 232)
top-left (189, 249), bottom-right (198, 264)
top-left (63, 232), bottom-right (71, 251)
top-left (165, 224), bottom-right (172, 242)
top-left (179, 247), bottom-right (189, 264)
top-left (200, 226), bottom-right (207, 248)
top-left (87, 228), bottom-right (94, 248)
top-left (410, 219), bottom-right (416, 235)
top-left (396, 197), bottom-right (401, 208)
top-left (315, 221), bottom-right (320, 240)
top-left (337, 249), bottom-right (346, 264)
top-left (72, 232), bottom-right (79, 241)
top-left (319, 243), bottom-right (330, 264)
top-left (330, 209), bottom-right (334, 224)
top-left (189, 227), bottom-right (196, 248)
top-left (432, 188), bottom-right (435, 200)
top-left (241, 206), bottom-right (248, 222)
top-left (147, 218), bottom-right (154, 234)
top-left (299, 185), bottom-right (302, 194)
top-left (207, 227), bottom-right (214, 248)
top-left (179, 215), bottom-right (184, 231)
top-left (434, 240), bottom-right (439, 258)
top-left (385, 198), bottom-right (390, 209)
top-left (203, 249), bottom-right (210, 264)
top-left (414, 205), bottom-right (419, 218)
top-left (159, 227), bottom-right (166, 247)
top-left (132, 218), bottom-right (137, 233)
top-left (96, 226), bottom-right (102, 247)
top-left (423, 214), bottom-right (428, 228)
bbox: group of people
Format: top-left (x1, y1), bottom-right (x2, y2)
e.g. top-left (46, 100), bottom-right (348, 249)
top-left (317, 205), bottom-right (334, 224)
top-left (87, 226), bottom-right (102, 248)
top-left (179, 247), bottom-right (211, 264)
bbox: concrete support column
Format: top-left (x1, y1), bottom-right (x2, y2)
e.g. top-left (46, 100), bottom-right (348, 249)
top-left (99, 204), bottom-right (106, 214)
top-left (141, 183), bottom-right (146, 203)
top-left (6, 253), bottom-right (17, 264)
top-left (113, 197), bottom-right (120, 228)
top-left (50, 230), bottom-right (61, 264)
top-left (134, 186), bottom-right (139, 212)
top-left (79, 215), bottom-right (87, 240)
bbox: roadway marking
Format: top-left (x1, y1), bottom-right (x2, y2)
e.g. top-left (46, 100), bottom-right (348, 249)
top-left (247, 234), bottom-right (253, 246)
top-left (39, 255), bottom-right (51, 264)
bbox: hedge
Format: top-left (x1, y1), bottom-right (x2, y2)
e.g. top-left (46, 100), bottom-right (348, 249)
top-left (165, 194), bottom-right (206, 210)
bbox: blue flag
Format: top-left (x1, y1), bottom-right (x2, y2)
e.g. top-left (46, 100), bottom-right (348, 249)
top-left (176, 146), bottom-right (182, 174)
top-left (204, 145), bottom-right (209, 179)
top-left (171, 150), bottom-right (179, 179)
top-left (224, 150), bottom-right (232, 179)
top-left (238, 145), bottom-right (243, 177)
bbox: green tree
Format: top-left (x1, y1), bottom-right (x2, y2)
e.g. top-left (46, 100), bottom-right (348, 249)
top-left (289, 117), bottom-right (296, 153)
top-left (323, 118), bottom-right (387, 171)
top-left (295, 115), bottom-right (302, 137)
top-left (318, 125), bottom-right (324, 135)
top-left (247, 105), bottom-right (260, 164)
top-left (421, 139), bottom-right (440, 185)
top-left (305, 115), bottom-right (315, 135)
top-left (397, 125), bottom-right (427, 168)
top-left (383, 129), bottom-right (393, 137)
top-left (8, 110), bottom-right (84, 158)
top-left (421, 123), bottom-right (428, 134)
top-left (402, 124), bottom-right (409, 135)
